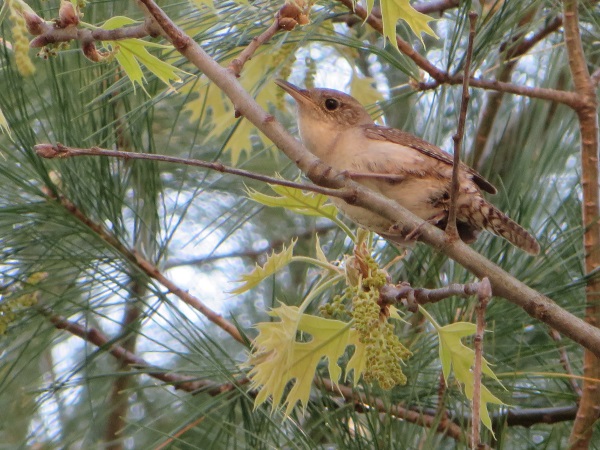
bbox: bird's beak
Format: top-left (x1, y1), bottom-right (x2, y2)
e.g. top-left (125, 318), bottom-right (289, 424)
top-left (274, 79), bottom-right (313, 106)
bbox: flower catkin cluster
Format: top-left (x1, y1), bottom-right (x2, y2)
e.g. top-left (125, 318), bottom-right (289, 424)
top-left (8, 0), bottom-right (36, 76)
top-left (350, 254), bottom-right (411, 389)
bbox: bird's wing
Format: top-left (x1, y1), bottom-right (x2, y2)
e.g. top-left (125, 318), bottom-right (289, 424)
top-left (362, 125), bottom-right (497, 195)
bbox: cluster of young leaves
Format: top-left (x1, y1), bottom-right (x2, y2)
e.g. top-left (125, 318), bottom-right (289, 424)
top-left (238, 184), bottom-right (504, 431)
top-left (183, 45), bottom-right (295, 164)
top-left (240, 235), bottom-right (412, 414)
top-left (100, 16), bottom-right (184, 92)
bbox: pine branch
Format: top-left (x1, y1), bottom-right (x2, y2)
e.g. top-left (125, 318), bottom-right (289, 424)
top-left (472, 12), bottom-right (563, 168)
top-left (317, 379), bottom-right (471, 446)
top-left (164, 224), bottom-right (337, 269)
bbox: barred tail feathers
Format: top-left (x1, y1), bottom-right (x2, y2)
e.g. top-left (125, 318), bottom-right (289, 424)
top-left (463, 199), bottom-right (540, 255)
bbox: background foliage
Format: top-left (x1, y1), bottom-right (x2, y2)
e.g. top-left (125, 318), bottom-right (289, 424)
top-left (0, 0), bottom-right (598, 448)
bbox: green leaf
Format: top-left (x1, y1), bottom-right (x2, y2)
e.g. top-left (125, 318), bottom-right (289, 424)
top-left (229, 239), bottom-right (296, 294)
top-left (346, 329), bottom-right (368, 384)
top-left (373, 0), bottom-right (438, 48)
top-left (101, 16), bottom-right (183, 90)
top-left (315, 234), bottom-right (328, 264)
top-left (184, 49), bottom-right (286, 164)
top-left (349, 72), bottom-right (383, 106)
top-left (247, 183), bottom-right (338, 220)
top-left (246, 304), bottom-right (352, 415)
top-left (435, 319), bottom-right (505, 435)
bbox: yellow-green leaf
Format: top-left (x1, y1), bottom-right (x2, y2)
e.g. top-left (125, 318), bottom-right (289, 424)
top-left (372, 0), bottom-right (438, 47)
top-left (183, 45), bottom-right (294, 164)
top-left (247, 183), bottom-right (338, 220)
top-left (346, 329), bottom-right (368, 384)
top-left (230, 239), bottom-right (296, 294)
top-left (315, 234), bottom-right (328, 264)
top-left (435, 319), bottom-right (505, 435)
top-left (247, 304), bottom-right (352, 414)
top-left (350, 72), bottom-right (383, 106)
top-left (101, 16), bottom-right (183, 90)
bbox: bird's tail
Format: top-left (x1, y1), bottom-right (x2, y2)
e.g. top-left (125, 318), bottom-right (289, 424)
top-left (467, 199), bottom-right (540, 255)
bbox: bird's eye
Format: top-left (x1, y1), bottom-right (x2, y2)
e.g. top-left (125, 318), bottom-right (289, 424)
top-left (324, 98), bottom-right (340, 111)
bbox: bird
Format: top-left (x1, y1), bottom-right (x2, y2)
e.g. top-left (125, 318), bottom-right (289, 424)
top-left (275, 79), bottom-right (540, 255)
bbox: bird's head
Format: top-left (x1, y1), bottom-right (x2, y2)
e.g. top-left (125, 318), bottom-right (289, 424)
top-left (275, 79), bottom-right (374, 129)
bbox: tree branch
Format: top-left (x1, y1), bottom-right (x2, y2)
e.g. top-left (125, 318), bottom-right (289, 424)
top-left (562, 0), bottom-right (600, 446)
top-left (335, 0), bottom-right (581, 108)
top-left (380, 280), bottom-right (486, 311)
top-left (43, 191), bottom-right (246, 344)
top-left (104, 284), bottom-right (144, 450)
top-left (43, 310), bottom-right (238, 393)
top-left (413, 0), bottom-right (460, 15)
top-left (317, 378), bottom-right (471, 445)
top-left (227, 17), bottom-right (282, 78)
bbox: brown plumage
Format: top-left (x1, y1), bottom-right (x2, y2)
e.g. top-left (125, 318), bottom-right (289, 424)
top-left (275, 80), bottom-right (540, 255)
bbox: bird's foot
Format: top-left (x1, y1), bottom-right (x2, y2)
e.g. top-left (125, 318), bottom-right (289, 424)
top-left (404, 213), bottom-right (446, 241)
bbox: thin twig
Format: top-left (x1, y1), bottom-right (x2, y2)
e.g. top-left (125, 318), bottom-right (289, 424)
top-left (502, 16), bottom-right (563, 59)
top-left (336, 0), bottom-right (447, 80)
top-left (418, 76), bottom-right (582, 108)
top-left (380, 280), bottom-right (484, 312)
top-left (549, 329), bottom-right (583, 397)
top-left (35, 144), bottom-right (354, 200)
top-left (228, 18), bottom-right (281, 77)
top-left (29, 22), bottom-right (156, 48)
top-left (317, 379), bottom-right (469, 444)
top-left (446, 12), bottom-right (477, 239)
top-left (472, 278), bottom-right (491, 449)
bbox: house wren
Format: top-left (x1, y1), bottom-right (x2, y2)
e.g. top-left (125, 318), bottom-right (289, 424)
top-left (275, 79), bottom-right (539, 255)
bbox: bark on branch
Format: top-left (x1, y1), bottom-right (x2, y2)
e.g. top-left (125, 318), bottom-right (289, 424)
top-left (562, 0), bottom-right (600, 446)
